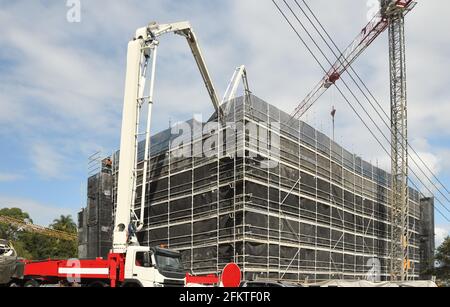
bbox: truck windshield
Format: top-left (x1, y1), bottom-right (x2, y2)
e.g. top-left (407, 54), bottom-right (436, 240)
top-left (155, 253), bottom-right (183, 271)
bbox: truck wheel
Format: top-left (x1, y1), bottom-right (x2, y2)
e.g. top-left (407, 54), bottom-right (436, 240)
top-left (24, 280), bottom-right (40, 288)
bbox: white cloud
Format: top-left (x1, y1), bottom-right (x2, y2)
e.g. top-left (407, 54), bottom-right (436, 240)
top-left (1, 0), bottom-right (449, 149)
top-left (407, 138), bottom-right (442, 196)
top-left (0, 196), bottom-right (76, 227)
top-left (0, 0), bottom-right (450, 224)
top-left (30, 143), bottom-right (67, 179)
top-left (435, 226), bottom-right (450, 248)
top-left (0, 173), bottom-right (23, 182)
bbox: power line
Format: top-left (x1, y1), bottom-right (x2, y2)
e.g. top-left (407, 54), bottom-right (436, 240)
top-left (295, 0), bottom-right (450, 194)
top-left (277, 0), bottom-right (450, 219)
top-left (286, 0), bottom-right (450, 207)
top-left (272, 0), bottom-right (450, 222)
top-left (295, 0), bottom-right (450, 202)
top-left (290, 0), bottom-right (450, 214)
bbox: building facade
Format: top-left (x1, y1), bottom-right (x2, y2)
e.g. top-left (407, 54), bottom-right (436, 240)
top-left (107, 95), bottom-right (433, 282)
top-left (419, 197), bottom-right (435, 279)
top-left (79, 95), bottom-right (435, 282)
top-left (78, 159), bottom-right (113, 259)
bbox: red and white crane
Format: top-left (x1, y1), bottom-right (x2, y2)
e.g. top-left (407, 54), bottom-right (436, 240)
top-left (289, 0), bottom-right (416, 281)
top-left (291, 0), bottom-right (415, 120)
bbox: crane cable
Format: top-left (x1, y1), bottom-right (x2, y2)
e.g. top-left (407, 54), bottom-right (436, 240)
top-left (272, 0), bottom-right (450, 222)
top-left (299, 0), bottom-right (450, 197)
top-left (294, 0), bottom-right (450, 204)
top-left (288, 0), bottom-right (450, 214)
top-left (274, 0), bottom-right (450, 221)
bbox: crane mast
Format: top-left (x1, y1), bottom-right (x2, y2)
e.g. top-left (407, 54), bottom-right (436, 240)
top-left (287, 0), bottom-right (416, 280)
top-left (382, 0), bottom-right (412, 281)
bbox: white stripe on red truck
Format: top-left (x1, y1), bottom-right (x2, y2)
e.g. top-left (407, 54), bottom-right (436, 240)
top-left (58, 268), bottom-right (109, 275)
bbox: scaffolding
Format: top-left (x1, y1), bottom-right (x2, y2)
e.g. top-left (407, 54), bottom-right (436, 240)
top-left (79, 157), bottom-right (114, 259)
top-left (110, 94), bottom-right (423, 282)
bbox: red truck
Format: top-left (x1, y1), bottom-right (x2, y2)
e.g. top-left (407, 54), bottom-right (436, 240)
top-left (3, 246), bottom-right (186, 287)
top-left (1, 20), bottom-right (233, 288)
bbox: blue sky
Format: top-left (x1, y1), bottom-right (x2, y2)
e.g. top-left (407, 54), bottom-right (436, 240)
top-left (0, 0), bottom-right (449, 245)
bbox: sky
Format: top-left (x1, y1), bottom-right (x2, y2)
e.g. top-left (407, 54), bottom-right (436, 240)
top-left (0, 0), bottom-right (449, 246)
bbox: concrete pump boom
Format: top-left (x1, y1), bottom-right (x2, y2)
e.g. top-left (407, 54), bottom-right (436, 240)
top-left (148, 21), bottom-right (223, 116)
top-left (221, 65), bottom-right (251, 115)
top-left (113, 21), bottom-right (224, 253)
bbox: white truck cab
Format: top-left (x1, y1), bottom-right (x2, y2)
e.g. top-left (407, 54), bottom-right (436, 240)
top-left (124, 246), bottom-right (185, 287)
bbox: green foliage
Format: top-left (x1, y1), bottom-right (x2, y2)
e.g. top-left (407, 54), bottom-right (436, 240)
top-left (11, 240), bottom-right (33, 260)
top-left (0, 208), bottom-right (33, 243)
top-left (435, 236), bottom-right (450, 280)
top-left (50, 215), bottom-right (77, 234)
top-left (0, 208), bottom-right (77, 260)
top-left (0, 208), bottom-right (32, 223)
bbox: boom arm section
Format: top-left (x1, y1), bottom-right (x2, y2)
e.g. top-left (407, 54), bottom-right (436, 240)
top-left (290, 0), bottom-right (416, 120)
top-left (147, 22), bottom-right (223, 117)
top-left (221, 65), bottom-right (251, 115)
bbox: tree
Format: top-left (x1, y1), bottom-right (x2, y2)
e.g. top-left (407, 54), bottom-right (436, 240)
top-left (0, 208), bottom-right (78, 260)
top-left (0, 208), bottom-right (32, 223)
top-left (0, 208), bottom-right (36, 258)
top-left (50, 215), bottom-right (77, 233)
top-left (0, 208), bottom-right (31, 242)
top-left (435, 236), bottom-right (450, 281)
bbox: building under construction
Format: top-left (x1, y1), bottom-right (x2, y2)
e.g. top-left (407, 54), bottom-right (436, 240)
top-left (77, 94), bottom-right (435, 282)
top-left (78, 159), bottom-right (114, 259)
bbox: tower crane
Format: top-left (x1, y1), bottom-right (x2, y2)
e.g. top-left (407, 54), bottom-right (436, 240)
top-left (0, 216), bottom-right (77, 287)
top-left (290, 0), bottom-right (416, 120)
top-left (382, 0), bottom-right (414, 282)
top-left (288, 0), bottom-right (416, 281)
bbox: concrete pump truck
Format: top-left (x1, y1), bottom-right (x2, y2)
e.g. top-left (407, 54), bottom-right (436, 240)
top-left (0, 21), bottom-right (248, 287)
